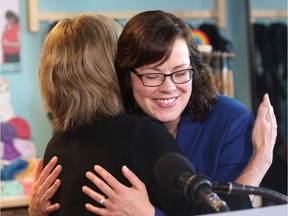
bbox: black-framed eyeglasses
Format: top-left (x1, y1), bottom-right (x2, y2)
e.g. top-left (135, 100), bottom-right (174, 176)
top-left (131, 68), bottom-right (194, 87)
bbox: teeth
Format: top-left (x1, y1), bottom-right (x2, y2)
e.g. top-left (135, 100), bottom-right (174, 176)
top-left (156, 98), bottom-right (176, 104)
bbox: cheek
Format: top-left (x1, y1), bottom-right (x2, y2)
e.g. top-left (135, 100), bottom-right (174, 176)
top-left (131, 77), bottom-right (152, 98)
top-left (189, 82), bottom-right (193, 94)
top-left (180, 82), bottom-right (193, 105)
top-left (131, 79), bottom-right (157, 111)
top-left (179, 81), bottom-right (192, 95)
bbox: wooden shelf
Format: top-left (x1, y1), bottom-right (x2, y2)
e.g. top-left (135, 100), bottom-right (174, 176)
top-left (1, 195), bottom-right (30, 209)
top-left (251, 9), bottom-right (288, 19)
top-left (27, 0), bottom-right (227, 32)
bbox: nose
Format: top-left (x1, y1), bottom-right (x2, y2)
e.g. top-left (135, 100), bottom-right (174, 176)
top-left (159, 76), bottom-right (176, 93)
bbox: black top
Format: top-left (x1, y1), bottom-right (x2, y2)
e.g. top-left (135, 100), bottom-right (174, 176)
top-left (44, 114), bottom-right (182, 215)
top-left (44, 114), bottom-right (252, 216)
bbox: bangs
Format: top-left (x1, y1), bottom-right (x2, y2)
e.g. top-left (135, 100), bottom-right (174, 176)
top-left (133, 22), bottom-right (182, 68)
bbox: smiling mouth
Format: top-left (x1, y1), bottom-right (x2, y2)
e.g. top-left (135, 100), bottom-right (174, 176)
top-left (155, 97), bottom-right (177, 105)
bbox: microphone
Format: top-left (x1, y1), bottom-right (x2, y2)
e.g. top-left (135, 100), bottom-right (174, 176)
top-left (154, 153), bottom-right (230, 212)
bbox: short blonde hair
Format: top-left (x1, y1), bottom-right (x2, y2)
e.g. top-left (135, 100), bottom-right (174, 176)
top-left (39, 14), bottom-right (124, 132)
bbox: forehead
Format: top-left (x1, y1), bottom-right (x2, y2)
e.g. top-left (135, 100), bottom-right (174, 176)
top-left (171, 38), bottom-right (190, 57)
top-left (146, 38), bottom-right (190, 69)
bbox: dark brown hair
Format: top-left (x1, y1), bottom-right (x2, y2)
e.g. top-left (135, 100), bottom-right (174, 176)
top-left (5, 10), bottom-right (19, 23)
top-left (115, 10), bottom-right (217, 121)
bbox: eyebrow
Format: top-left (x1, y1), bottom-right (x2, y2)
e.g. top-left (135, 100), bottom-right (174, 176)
top-left (141, 62), bottom-right (190, 72)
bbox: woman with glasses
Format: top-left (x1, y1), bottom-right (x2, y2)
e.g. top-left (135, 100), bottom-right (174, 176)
top-left (82, 10), bottom-right (277, 215)
top-left (29, 10), bottom-right (277, 216)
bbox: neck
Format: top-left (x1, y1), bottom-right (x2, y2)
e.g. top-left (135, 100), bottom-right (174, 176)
top-left (163, 118), bottom-right (180, 139)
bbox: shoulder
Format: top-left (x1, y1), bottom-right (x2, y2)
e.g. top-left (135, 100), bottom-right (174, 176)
top-left (97, 115), bottom-right (168, 142)
top-left (90, 114), bottom-right (161, 129)
top-left (116, 115), bottom-right (179, 153)
top-left (209, 95), bottom-right (253, 122)
top-left (116, 113), bottom-right (165, 130)
top-left (181, 95), bottom-right (253, 125)
top-left (198, 94), bottom-right (254, 127)
top-left (214, 94), bottom-right (249, 114)
top-left (106, 114), bottom-right (171, 142)
top-left (116, 113), bottom-right (154, 122)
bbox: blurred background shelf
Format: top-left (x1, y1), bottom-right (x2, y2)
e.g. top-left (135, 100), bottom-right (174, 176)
top-left (1, 195), bottom-right (30, 209)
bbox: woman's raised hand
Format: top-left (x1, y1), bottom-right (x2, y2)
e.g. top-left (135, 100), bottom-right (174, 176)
top-left (236, 93), bottom-right (277, 187)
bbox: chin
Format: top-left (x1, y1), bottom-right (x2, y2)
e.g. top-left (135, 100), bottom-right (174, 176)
top-left (154, 115), bottom-right (177, 123)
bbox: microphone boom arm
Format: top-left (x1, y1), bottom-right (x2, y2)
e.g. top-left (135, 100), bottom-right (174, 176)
top-left (212, 182), bottom-right (288, 204)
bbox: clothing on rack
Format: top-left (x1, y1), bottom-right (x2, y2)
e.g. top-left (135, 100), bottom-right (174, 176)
top-left (253, 22), bottom-right (287, 203)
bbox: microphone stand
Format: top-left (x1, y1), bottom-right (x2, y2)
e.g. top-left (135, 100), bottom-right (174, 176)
top-left (212, 182), bottom-right (288, 204)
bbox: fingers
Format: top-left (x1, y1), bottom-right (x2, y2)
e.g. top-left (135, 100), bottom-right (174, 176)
top-left (43, 178), bottom-right (61, 200)
top-left (262, 94), bottom-right (277, 127)
top-left (93, 165), bottom-right (123, 193)
top-left (256, 94), bottom-right (277, 126)
top-left (265, 94), bottom-right (277, 125)
top-left (256, 94), bottom-right (269, 118)
top-left (33, 157), bottom-right (62, 203)
top-left (85, 203), bottom-right (106, 215)
top-left (263, 93), bottom-right (269, 103)
top-left (85, 169), bottom-right (115, 198)
top-left (46, 164), bottom-right (62, 185)
top-left (87, 165), bottom-right (146, 195)
top-left (262, 93), bottom-right (272, 108)
top-left (41, 164), bottom-right (62, 196)
top-left (84, 165), bottom-right (152, 216)
top-left (82, 185), bottom-right (107, 206)
top-left (46, 203), bottom-right (60, 213)
top-left (34, 159), bottom-right (44, 182)
top-left (37, 177), bottom-right (61, 214)
top-left (122, 166), bottom-right (145, 190)
top-left (38, 156), bottom-right (59, 185)
top-left (253, 93), bottom-right (277, 152)
top-left (39, 171), bottom-right (61, 214)
top-left (29, 157), bottom-right (62, 216)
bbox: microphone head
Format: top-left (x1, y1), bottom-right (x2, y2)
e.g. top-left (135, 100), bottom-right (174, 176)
top-left (154, 152), bottom-right (196, 191)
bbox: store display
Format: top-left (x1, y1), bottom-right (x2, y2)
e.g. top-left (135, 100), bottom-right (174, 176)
top-left (0, 79), bottom-right (37, 208)
top-left (191, 26), bottom-right (235, 98)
